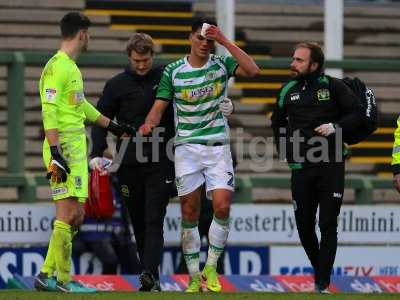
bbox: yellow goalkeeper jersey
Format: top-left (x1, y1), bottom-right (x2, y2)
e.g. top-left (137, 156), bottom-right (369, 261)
top-left (39, 50), bottom-right (100, 134)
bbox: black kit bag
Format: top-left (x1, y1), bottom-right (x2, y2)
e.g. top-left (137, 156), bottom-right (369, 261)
top-left (341, 77), bottom-right (378, 145)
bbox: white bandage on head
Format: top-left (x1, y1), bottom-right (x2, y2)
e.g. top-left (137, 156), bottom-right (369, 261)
top-left (200, 23), bottom-right (211, 37)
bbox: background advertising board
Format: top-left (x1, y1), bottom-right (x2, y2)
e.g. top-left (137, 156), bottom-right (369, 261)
top-left (162, 246), bottom-right (269, 276)
top-left (270, 246), bottom-right (400, 277)
top-left (0, 204), bottom-right (54, 243)
top-left (2, 203), bottom-right (400, 244)
top-left (0, 247), bottom-right (104, 288)
top-left (0, 246), bottom-right (269, 288)
top-left (164, 204), bottom-right (400, 244)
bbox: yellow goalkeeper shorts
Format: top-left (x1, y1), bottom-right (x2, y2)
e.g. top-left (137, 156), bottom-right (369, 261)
top-left (43, 132), bottom-right (88, 202)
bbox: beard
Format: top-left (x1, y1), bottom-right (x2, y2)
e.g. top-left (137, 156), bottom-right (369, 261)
top-left (290, 69), bottom-right (298, 78)
top-left (291, 64), bottom-right (314, 80)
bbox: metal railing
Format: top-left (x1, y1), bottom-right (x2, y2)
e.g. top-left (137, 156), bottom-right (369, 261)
top-left (235, 174), bottom-right (394, 204)
top-left (1, 51), bottom-right (400, 202)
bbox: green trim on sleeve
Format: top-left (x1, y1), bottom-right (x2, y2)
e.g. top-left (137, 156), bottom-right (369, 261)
top-left (156, 67), bottom-right (174, 101)
top-left (318, 75), bottom-right (329, 84)
top-left (278, 80), bottom-right (297, 109)
top-left (223, 55), bottom-right (239, 78)
top-left (288, 163), bottom-right (303, 170)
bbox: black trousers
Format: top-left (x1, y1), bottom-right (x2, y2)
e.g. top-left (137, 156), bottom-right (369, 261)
top-left (291, 162), bottom-right (344, 287)
top-left (117, 158), bottom-right (174, 279)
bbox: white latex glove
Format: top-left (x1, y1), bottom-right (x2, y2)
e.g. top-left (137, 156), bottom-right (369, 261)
top-left (219, 97), bottom-right (234, 116)
top-left (89, 157), bottom-right (112, 175)
top-left (315, 123), bottom-right (336, 137)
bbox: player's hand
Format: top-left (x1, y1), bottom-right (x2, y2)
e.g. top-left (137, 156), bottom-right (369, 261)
top-left (315, 123), bottom-right (336, 137)
top-left (219, 97), bottom-right (234, 116)
top-left (139, 123), bottom-right (155, 136)
top-left (393, 174), bottom-right (400, 193)
top-left (107, 120), bottom-right (135, 138)
top-left (47, 146), bottom-right (70, 183)
top-left (89, 157), bottom-right (112, 176)
top-left (204, 25), bottom-right (228, 44)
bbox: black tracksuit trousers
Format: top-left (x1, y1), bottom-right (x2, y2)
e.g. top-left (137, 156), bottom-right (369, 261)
top-left (291, 162), bottom-right (344, 288)
top-left (116, 159), bottom-right (173, 280)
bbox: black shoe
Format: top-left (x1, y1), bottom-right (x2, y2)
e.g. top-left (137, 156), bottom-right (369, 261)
top-left (139, 271), bottom-right (155, 292)
top-left (151, 280), bottom-right (161, 292)
top-left (315, 282), bottom-right (331, 294)
top-left (34, 272), bottom-right (57, 291)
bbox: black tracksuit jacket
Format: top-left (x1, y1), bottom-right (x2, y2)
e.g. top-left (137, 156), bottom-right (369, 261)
top-left (91, 65), bottom-right (175, 164)
top-left (271, 71), bottom-right (363, 168)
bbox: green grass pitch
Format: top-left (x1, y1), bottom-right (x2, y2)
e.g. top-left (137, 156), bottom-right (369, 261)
top-left (0, 291), bottom-right (399, 300)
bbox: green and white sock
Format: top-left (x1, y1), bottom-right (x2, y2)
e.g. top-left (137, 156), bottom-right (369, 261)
top-left (206, 215), bottom-right (230, 267)
top-left (181, 220), bottom-right (201, 277)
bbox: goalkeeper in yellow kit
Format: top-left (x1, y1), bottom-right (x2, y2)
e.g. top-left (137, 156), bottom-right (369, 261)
top-left (34, 12), bottom-right (134, 293)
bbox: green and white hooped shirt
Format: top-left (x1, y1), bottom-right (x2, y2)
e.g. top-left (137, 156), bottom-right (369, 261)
top-left (156, 54), bottom-right (238, 146)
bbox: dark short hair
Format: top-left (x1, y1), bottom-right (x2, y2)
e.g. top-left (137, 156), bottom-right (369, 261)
top-left (126, 33), bottom-right (154, 56)
top-left (60, 12), bottom-right (91, 39)
top-left (191, 17), bottom-right (217, 33)
top-left (294, 42), bottom-right (325, 73)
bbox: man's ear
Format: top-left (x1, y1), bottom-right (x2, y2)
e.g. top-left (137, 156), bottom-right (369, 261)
top-left (78, 30), bottom-right (86, 41)
top-left (310, 62), bottom-right (319, 73)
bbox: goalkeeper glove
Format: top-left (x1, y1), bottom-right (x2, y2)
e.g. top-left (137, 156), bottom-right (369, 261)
top-left (107, 120), bottom-right (136, 137)
top-left (47, 146), bottom-right (70, 183)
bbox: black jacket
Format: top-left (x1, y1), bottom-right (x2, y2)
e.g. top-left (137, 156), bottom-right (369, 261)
top-left (91, 65), bottom-right (175, 165)
top-left (271, 72), bottom-right (363, 168)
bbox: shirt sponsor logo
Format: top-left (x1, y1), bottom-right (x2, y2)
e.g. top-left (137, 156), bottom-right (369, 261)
top-left (75, 176), bottom-right (82, 188)
top-left (333, 192), bottom-right (343, 198)
top-left (227, 171), bottom-right (234, 187)
top-left (190, 85), bottom-right (214, 98)
top-left (290, 93), bottom-right (300, 101)
top-left (365, 88), bottom-right (375, 117)
top-left (175, 177), bottom-right (183, 189)
top-left (52, 187), bottom-right (68, 196)
top-left (181, 82), bottom-right (222, 102)
top-left (120, 185), bottom-right (129, 197)
top-left (205, 71), bottom-right (217, 81)
top-left (45, 88), bottom-right (57, 101)
top-left (317, 88), bottom-right (330, 101)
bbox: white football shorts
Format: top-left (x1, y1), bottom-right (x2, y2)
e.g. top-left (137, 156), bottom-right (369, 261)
top-left (174, 143), bottom-right (235, 199)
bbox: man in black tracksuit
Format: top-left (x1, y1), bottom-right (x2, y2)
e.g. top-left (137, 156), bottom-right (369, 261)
top-left (90, 33), bottom-right (175, 291)
top-left (271, 42), bottom-right (362, 293)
